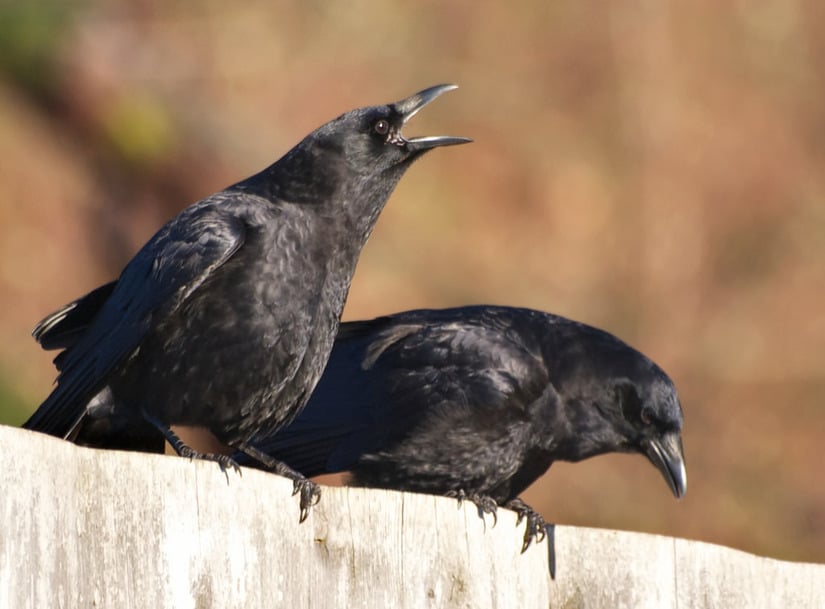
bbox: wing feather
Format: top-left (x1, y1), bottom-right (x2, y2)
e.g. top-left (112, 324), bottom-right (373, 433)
top-left (24, 205), bottom-right (247, 437)
top-left (253, 309), bottom-right (550, 474)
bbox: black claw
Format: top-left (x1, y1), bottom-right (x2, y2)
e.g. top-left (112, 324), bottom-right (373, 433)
top-left (139, 409), bottom-right (242, 483)
top-left (446, 490), bottom-right (500, 530)
top-left (446, 488), bottom-right (467, 507)
top-left (293, 478), bottom-right (321, 523)
top-left (521, 532), bottom-right (533, 553)
top-left (519, 512), bottom-right (546, 553)
top-left (231, 441), bottom-right (319, 522)
top-left (173, 442), bottom-right (241, 484)
top-left (216, 455), bottom-right (242, 483)
top-left (476, 496), bottom-right (498, 528)
top-left (505, 498), bottom-right (548, 553)
top-left (205, 454), bottom-right (241, 484)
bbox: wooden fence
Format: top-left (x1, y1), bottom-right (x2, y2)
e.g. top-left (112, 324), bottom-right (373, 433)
top-left (1, 424), bottom-right (822, 608)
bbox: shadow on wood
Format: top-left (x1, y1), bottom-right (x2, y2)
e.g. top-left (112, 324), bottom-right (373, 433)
top-left (1, 424), bottom-right (822, 608)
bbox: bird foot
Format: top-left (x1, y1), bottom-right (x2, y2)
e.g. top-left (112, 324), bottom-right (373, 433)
top-left (446, 489), bottom-right (499, 529)
top-left (233, 441), bottom-right (321, 522)
top-left (505, 497), bottom-right (547, 553)
top-left (177, 445), bottom-right (242, 483)
top-left (292, 478), bottom-right (322, 523)
top-left (140, 409), bottom-right (241, 483)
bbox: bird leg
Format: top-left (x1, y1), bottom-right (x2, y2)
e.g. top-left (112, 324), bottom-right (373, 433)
top-left (233, 442), bottom-right (321, 523)
top-left (446, 489), bottom-right (499, 529)
top-left (505, 497), bottom-right (548, 553)
top-left (140, 410), bottom-right (241, 482)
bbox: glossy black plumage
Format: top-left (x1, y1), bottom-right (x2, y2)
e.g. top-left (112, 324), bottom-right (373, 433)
top-left (244, 306), bottom-right (687, 547)
top-left (24, 85), bottom-right (469, 514)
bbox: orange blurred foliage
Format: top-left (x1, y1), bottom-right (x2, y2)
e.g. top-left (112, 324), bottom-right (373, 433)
top-left (1, 1), bottom-right (823, 563)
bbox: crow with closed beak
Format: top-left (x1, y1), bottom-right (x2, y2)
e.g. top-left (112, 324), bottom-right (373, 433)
top-left (24, 85), bottom-right (470, 519)
top-left (242, 305), bottom-right (687, 548)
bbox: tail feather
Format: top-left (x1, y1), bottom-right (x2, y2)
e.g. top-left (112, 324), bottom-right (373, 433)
top-left (33, 281), bottom-right (117, 350)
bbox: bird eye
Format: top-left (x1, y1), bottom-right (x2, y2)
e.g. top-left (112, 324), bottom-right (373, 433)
top-left (640, 406), bottom-right (654, 426)
top-left (373, 119), bottom-right (390, 135)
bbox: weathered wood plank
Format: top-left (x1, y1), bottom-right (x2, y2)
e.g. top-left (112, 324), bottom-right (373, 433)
top-left (1, 424), bottom-right (822, 609)
top-left (1, 425), bottom-right (549, 609)
top-left (549, 526), bottom-right (825, 609)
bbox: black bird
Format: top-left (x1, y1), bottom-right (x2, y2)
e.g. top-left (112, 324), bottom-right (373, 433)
top-left (241, 305), bottom-right (687, 549)
top-left (25, 85), bottom-right (470, 518)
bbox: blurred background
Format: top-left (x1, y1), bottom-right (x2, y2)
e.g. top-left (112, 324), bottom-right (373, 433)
top-left (1, 1), bottom-right (823, 563)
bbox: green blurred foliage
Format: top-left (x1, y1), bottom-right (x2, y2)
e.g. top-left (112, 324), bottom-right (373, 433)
top-left (102, 93), bottom-right (177, 165)
top-left (0, 376), bottom-right (31, 426)
top-left (0, 1), bottom-right (79, 96)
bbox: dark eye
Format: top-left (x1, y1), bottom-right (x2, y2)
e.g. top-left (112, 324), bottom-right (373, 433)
top-left (640, 406), bottom-right (654, 426)
top-left (373, 119), bottom-right (390, 135)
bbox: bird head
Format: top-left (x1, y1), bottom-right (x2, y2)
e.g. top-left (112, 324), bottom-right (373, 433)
top-left (610, 373), bottom-right (687, 499)
top-left (548, 327), bottom-right (687, 500)
top-left (253, 84), bottom-right (471, 215)
top-left (307, 84), bottom-right (471, 176)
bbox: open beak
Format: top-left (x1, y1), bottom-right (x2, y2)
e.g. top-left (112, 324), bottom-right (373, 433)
top-left (392, 84), bottom-right (472, 151)
top-left (643, 432), bottom-right (687, 499)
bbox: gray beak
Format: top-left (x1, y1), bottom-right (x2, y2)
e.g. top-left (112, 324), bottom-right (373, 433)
top-left (643, 432), bottom-right (687, 499)
top-left (392, 84), bottom-right (472, 151)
